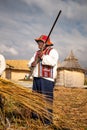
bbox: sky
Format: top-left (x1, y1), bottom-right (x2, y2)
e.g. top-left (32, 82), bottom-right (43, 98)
top-left (0, 0), bottom-right (87, 68)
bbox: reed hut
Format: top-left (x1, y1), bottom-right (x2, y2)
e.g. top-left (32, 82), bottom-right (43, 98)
top-left (3, 60), bottom-right (30, 81)
top-left (56, 50), bottom-right (85, 87)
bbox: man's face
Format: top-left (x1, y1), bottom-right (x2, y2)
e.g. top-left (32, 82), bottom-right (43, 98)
top-left (37, 41), bottom-right (45, 50)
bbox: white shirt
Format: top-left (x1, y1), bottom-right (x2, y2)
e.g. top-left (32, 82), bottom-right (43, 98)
top-left (0, 54), bottom-right (6, 76)
top-left (28, 48), bottom-right (59, 81)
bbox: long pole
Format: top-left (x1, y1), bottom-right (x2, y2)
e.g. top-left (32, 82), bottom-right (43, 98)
top-left (45, 10), bottom-right (62, 43)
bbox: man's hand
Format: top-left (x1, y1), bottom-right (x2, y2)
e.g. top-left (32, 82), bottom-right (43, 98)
top-left (37, 51), bottom-right (43, 59)
top-left (31, 51), bottom-right (43, 67)
top-left (31, 61), bottom-right (37, 67)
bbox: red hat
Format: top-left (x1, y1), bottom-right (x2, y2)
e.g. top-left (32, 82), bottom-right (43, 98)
top-left (35, 35), bottom-right (53, 45)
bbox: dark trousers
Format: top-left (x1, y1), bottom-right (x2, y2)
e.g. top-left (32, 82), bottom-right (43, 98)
top-left (32, 77), bottom-right (54, 124)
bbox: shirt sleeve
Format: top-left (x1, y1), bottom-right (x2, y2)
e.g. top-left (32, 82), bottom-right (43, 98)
top-left (27, 53), bottom-right (36, 67)
top-left (0, 55), bottom-right (6, 75)
top-left (42, 49), bottom-right (59, 66)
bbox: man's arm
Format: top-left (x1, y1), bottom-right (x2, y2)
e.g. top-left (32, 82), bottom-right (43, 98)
top-left (41, 49), bottom-right (59, 66)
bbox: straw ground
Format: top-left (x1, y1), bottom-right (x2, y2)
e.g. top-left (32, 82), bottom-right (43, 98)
top-left (0, 78), bottom-right (87, 130)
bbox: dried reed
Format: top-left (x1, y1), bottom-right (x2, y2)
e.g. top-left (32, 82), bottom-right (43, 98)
top-left (54, 86), bottom-right (87, 130)
top-left (0, 78), bottom-right (54, 129)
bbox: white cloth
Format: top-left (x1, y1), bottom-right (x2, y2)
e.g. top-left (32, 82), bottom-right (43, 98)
top-left (0, 54), bottom-right (6, 76)
top-left (28, 48), bottom-right (59, 81)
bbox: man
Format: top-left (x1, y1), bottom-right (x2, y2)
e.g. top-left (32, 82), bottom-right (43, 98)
top-left (28, 35), bottom-right (59, 124)
top-left (0, 54), bottom-right (6, 77)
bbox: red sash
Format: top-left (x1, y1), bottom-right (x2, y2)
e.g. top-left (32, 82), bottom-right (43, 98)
top-left (38, 47), bottom-right (53, 78)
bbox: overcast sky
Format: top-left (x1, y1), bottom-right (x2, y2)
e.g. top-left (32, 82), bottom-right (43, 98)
top-left (0, 0), bottom-right (87, 68)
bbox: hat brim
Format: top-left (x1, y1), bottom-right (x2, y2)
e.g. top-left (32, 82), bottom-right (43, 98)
top-left (35, 39), bottom-right (53, 45)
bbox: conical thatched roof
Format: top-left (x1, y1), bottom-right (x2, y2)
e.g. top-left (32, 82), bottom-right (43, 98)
top-left (59, 50), bottom-right (84, 72)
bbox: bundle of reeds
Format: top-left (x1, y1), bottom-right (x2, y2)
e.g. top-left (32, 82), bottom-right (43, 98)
top-left (0, 78), bottom-right (54, 130)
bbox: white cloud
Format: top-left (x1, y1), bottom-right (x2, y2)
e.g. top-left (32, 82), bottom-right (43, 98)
top-left (0, 44), bottom-right (18, 55)
top-left (0, 0), bottom-right (87, 67)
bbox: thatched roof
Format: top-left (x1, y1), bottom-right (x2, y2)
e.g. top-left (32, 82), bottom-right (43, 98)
top-left (59, 50), bottom-right (84, 72)
top-left (6, 60), bottom-right (29, 71)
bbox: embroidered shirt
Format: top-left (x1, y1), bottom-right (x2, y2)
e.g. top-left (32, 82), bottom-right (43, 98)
top-left (28, 47), bottom-right (59, 81)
